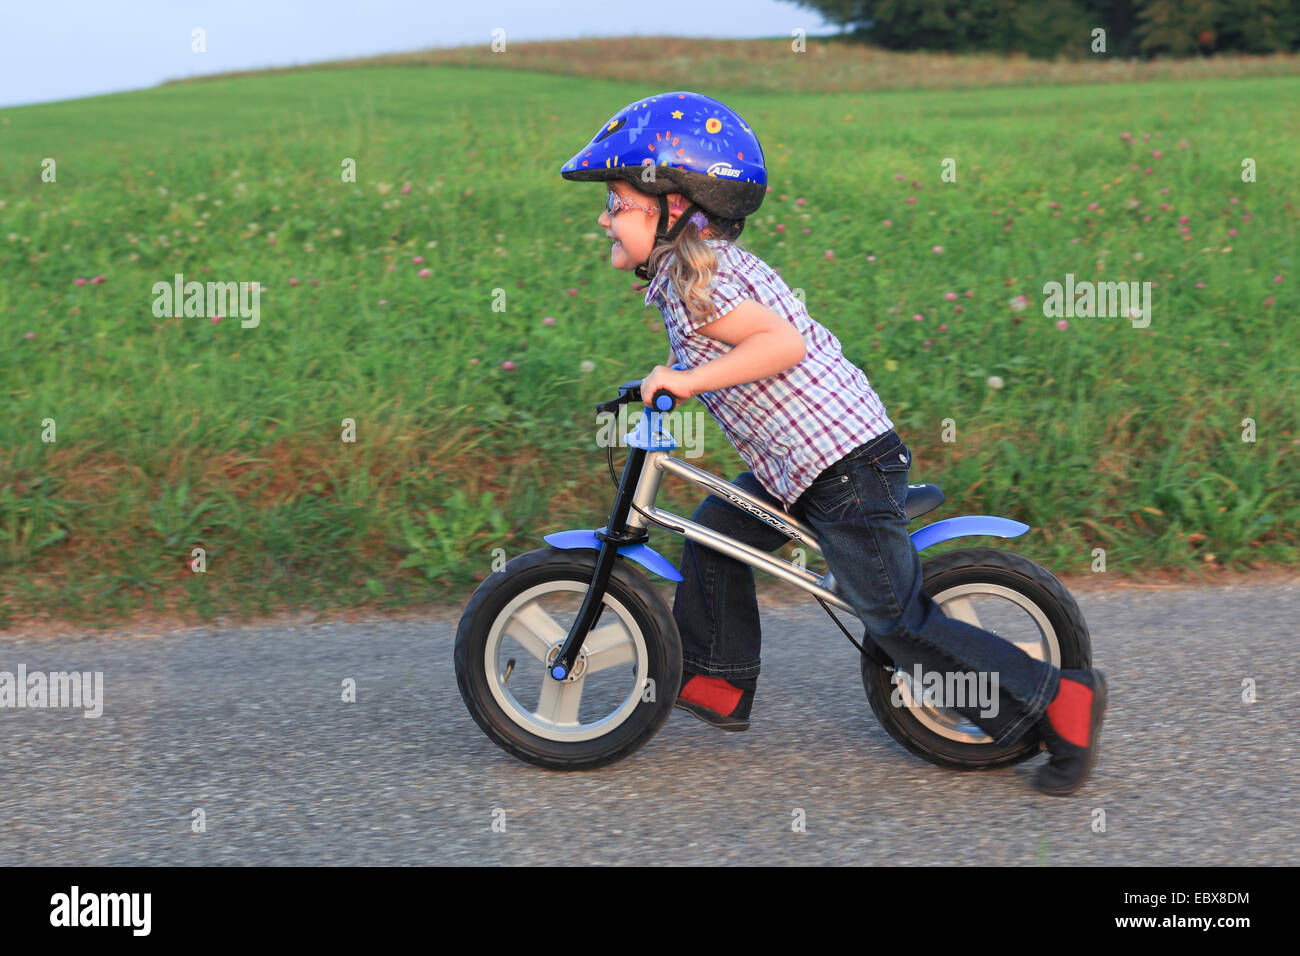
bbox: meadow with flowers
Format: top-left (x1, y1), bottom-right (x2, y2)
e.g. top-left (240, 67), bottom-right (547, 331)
top-left (1, 62), bottom-right (1297, 626)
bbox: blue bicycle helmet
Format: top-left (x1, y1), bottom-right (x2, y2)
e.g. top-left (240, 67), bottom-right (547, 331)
top-left (560, 91), bottom-right (767, 277)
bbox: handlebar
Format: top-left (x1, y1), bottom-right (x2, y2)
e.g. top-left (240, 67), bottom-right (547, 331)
top-left (593, 363), bottom-right (684, 415)
top-left (647, 388), bottom-right (676, 412)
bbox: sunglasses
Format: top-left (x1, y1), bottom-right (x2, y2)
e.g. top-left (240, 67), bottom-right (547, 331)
top-left (605, 190), bottom-right (659, 217)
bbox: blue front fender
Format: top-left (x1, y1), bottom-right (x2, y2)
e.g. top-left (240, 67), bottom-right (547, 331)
top-left (911, 515), bottom-right (1029, 552)
top-left (543, 529), bottom-right (685, 582)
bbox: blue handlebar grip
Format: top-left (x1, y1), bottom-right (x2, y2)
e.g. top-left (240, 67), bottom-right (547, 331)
top-left (652, 391), bottom-right (675, 412)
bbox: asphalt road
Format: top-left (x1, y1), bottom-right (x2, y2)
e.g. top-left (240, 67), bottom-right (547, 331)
top-left (1, 581), bottom-right (1296, 865)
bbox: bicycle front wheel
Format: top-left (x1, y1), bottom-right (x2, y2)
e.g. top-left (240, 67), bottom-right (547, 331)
top-left (454, 547), bottom-right (682, 770)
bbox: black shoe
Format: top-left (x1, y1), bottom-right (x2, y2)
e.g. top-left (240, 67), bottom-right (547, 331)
top-left (1034, 668), bottom-right (1108, 796)
top-left (673, 671), bottom-right (756, 732)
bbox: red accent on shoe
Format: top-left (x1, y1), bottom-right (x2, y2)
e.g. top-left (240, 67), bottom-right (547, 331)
top-left (1046, 677), bottom-right (1094, 748)
top-left (680, 675), bottom-right (744, 716)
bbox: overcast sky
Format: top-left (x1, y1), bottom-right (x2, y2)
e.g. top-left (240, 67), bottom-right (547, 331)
top-left (0, 0), bottom-right (839, 109)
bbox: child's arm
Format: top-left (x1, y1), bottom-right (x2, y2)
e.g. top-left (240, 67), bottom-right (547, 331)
top-left (642, 299), bottom-right (805, 404)
top-left (684, 299), bottom-right (806, 394)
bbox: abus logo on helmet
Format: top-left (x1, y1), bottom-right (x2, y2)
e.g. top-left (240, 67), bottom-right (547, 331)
top-left (706, 161), bottom-right (742, 179)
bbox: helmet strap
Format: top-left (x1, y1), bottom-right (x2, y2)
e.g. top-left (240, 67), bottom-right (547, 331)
top-left (634, 199), bottom-right (704, 282)
top-left (664, 201), bottom-right (703, 243)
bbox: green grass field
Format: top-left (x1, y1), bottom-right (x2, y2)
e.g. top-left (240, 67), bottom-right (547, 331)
top-left (1, 60), bottom-right (1297, 627)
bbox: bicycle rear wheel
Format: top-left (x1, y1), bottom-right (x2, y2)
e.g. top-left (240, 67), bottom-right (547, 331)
top-left (861, 547), bottom-right (1091, 770)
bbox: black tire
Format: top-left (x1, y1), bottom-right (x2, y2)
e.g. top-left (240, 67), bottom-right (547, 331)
top-left (861, 547), bottom-right (1090, 770)
top-left (454, 546), bottom-right (682, 770)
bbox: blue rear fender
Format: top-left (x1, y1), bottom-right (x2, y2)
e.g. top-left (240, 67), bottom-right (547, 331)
top-left (543, 530), bottom-right (685, 582)
top-left (910, 515), bottom-right (1029, 552)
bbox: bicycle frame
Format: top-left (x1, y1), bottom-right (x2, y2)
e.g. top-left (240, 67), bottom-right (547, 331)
top-left (544, 406), bottom-right (847, 680)
top-left (543, 404), bottom-right (1029, 681)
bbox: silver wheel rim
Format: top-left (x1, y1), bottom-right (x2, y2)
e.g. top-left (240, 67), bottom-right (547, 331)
top-left (483, 581), bottom-right (649, 743)
top-left (889, 582), bottom-right (1060, 745)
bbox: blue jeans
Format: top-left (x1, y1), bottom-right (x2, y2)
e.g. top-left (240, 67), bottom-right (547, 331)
top-left (670, 429), bottom-right (1060, 745)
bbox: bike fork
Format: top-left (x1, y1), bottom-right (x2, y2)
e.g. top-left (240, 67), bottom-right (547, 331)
top-left (548, 447), bottom-right (651, 680)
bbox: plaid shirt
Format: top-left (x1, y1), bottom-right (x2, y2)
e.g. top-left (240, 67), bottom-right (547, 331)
top-left (645, 239), bottom-right (894, 510)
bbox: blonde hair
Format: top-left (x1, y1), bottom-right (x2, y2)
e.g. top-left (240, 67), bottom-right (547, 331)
top-left (645, 217), bottom-right (741, 324)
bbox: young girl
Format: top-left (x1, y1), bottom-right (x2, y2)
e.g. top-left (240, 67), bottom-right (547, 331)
top-left (560, 92), bottom-right (1108, 795)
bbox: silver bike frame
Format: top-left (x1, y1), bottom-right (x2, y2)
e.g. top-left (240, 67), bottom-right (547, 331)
top-left (618, 448), bottom-right (859, 616)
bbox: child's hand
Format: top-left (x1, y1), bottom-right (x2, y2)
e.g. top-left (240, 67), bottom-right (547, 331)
top-left (640, 365), bottom-right (696, 408)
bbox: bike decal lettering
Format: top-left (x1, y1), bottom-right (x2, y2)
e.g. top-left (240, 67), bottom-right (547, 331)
top-left (718, 489), bottom-right (805, 543)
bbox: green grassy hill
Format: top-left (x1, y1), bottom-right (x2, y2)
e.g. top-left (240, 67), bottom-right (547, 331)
top-left (1, 63), bottom-right (1297, 627)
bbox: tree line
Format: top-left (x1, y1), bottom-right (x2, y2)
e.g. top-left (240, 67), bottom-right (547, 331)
top-left (788, 0), bottom-right (1300, 58)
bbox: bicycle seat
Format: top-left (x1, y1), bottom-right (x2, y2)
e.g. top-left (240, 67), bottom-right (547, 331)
top-left (905, 483), bottom-right (945, 520)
